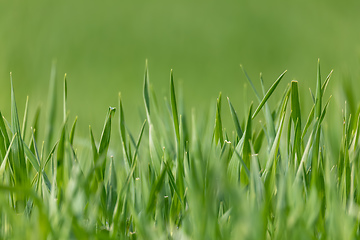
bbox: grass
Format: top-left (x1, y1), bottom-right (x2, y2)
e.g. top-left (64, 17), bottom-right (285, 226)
top-left (0, 60), bottom-right (360, 239)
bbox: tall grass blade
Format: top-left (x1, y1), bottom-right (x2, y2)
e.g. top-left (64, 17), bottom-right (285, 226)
top-left (252, 70), bottom-right (287, 119)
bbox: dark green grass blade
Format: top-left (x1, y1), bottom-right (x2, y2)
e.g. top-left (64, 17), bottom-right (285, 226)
top-left (10, 73), bottom-right (27, 184)
top-left (252, 70), bottom-right (287, 119)
top-left (144, 60), bottom-right (150, 118)
top-left (69, 116), bottom-right (78, 146)
top-left (99, 107), bottom-right (116, 157)
top-left (214, 92), bottom-right (224, 146)
top-left (118, 93), bottom-right (130, 164)
top-left (291, 81), bottom-right (302, 158)
top-left (56, 123), bottom-right (66, 189)
top-left (170, 69), bottom-right (180, 144)
top-left (227, 97), bottom-right (243, 138)
top-left (0, 111), bottom-right (10, 148)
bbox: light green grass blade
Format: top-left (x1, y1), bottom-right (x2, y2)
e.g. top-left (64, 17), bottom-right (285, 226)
top-left (132, 119), bottom-right (147, 163)
top-left (262, 112), bottom-right (286, 181)
top-left (21, 96), bottom-right (29, 140)
top-left (321, 69), bottom-right (333, 95)
top-left (227, 97), bottom-right (243, 138)
top-left (0, 125), bottom-right (6, 160)
top-left (252, 70), bottom-right (287, 119)
top-left (260, 73), bottom-right (276, 144)
top-left (315, 59), bottom-right (322, 119)
top-left (0, 134), bottom-right (16, 180)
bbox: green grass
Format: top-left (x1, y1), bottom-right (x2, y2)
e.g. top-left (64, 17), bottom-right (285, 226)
top-left (0, 60), bottom-right (360, 239)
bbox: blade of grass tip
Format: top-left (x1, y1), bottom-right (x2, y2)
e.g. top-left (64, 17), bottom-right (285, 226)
top-left (309, 88), bottom-right (315, 104)
top-left (242, 103), bottom-right (253, 166)
top-left (10, 73), bottom-right (27, 184)
top-left (252, 70), bottom-right (287, 119)
top-left (118, 93), bottom-right (130, 164)
top-left (0, 134), bottom-right (16, 180)
top-left (98, 107), bottom-right (116, 179)
top-left (240, 64), bottom-right (261, 102)
top-left (144, 60), bottom-right (151, 120)
top-left (99, 107), bottom-right (116, 157)
top-left (43, 142), bottom-right (58, 171)
top-left (170, 69), bottom-right (180, 144)
top-left (45, 62), bottom-right (57, 153)
top-left (315, 59), bottom-right (322, 120)
top-left (21, 96), bottom-right (29, 140)
top-left (227, 97), bottom-right (243, 138)
top-left (214, 92), bottom-right (224, 146)
top-left (69, 116), bottom-right (78, 146)
top-left (63, 73), bottom-right (67, 123)
top-left (321, 69), bottom-right (333, 95)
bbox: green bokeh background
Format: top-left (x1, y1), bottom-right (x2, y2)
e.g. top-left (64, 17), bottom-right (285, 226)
top-left (1, 0), bottom-right (360, 136)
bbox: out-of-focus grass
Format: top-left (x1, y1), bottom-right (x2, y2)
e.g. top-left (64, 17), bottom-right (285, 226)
top-left (1, 61), bottom-right (360, 239)
top-left (1, 0), bottom-right (360, 135)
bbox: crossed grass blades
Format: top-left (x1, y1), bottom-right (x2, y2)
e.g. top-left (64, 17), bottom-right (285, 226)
top-left (0, 60), bottom-right (359, 239)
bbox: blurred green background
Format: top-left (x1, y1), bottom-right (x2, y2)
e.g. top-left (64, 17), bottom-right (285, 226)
top-left (1, 0), bottom-right (360, 136)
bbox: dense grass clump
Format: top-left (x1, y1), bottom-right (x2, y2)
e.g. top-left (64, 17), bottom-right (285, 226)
top-left (0, 60), bottom-right (360, 239)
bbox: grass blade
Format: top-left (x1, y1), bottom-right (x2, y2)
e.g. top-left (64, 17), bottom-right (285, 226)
top-left (252, 70), bottom-right (287, 119)
top-left (227, 97), bottom-right (243, 139)
top-left (170, 69), bottom-right (180, 144)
